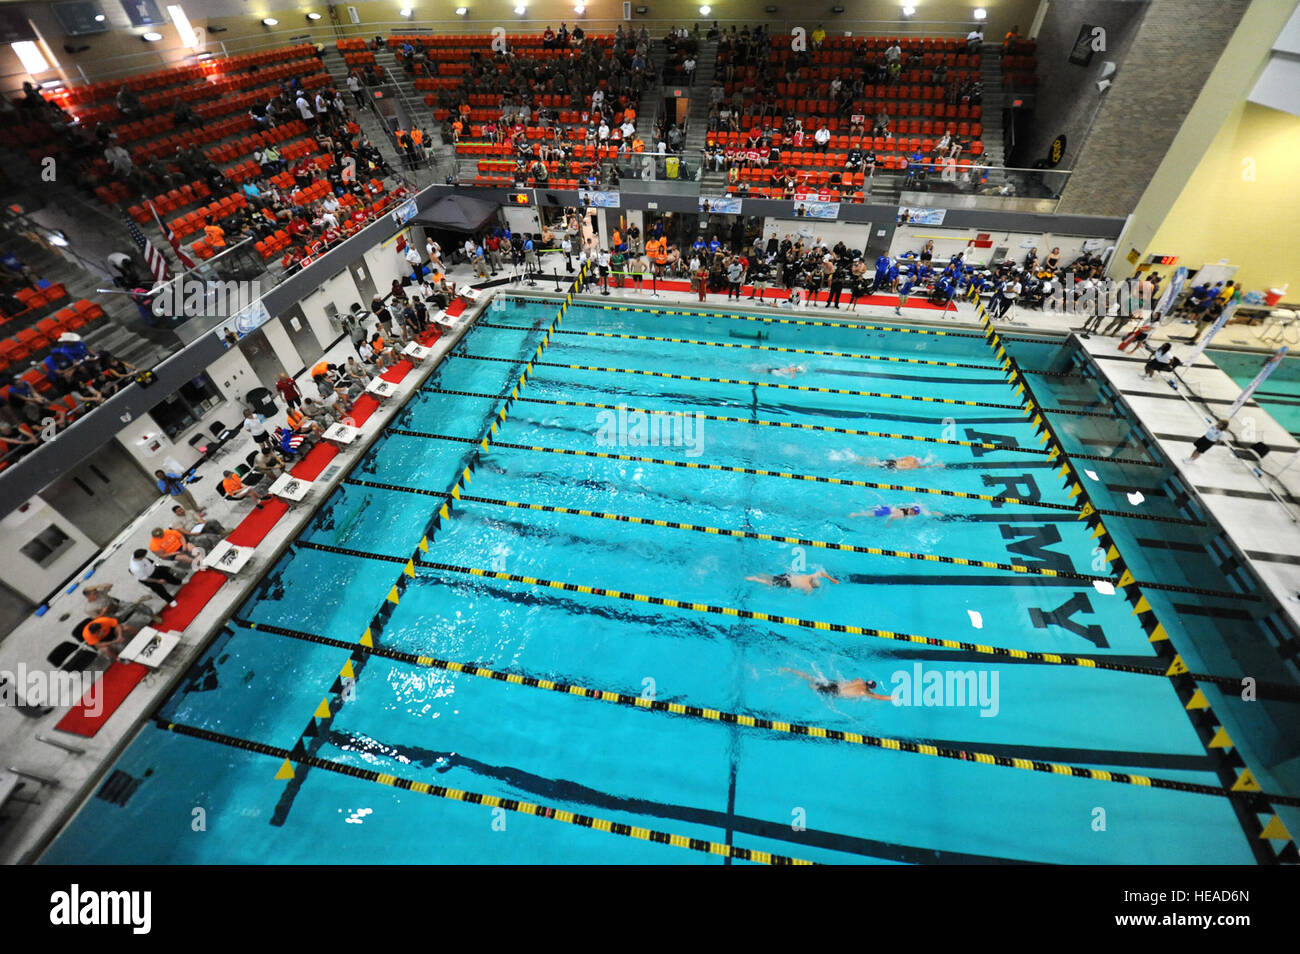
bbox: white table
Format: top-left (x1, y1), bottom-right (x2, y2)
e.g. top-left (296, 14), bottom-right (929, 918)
top-left (366, 378), bottom-right (397, 399)
top-left (323, 422), bottom-right (361, 444)
top-left (460, 285), bottom-right (482, 300)
top-left (119, 626), bottom-right (182, 668)
top-left (402, 342), bottom-right (431, 361)
top-left (267, 472), bottom-right (313, 501)
top-left (204, 539), bottom-right (256, 575)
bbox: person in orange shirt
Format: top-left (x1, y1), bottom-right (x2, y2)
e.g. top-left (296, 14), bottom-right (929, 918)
top-left (221, 470), bottom-right (265, 508)
top-left (148, 526), bottom-right (204, 567)
top-left (203, 216), bottom-right (226, 249)
top-left (631, 137), bottom-right (645, 154)
top-left (82, 616), bottom-right (132, 660)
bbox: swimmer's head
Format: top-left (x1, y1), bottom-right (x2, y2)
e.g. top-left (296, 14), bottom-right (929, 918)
top-left (865, 680), bottom-right (877, 690)
top-left (883, 459), bottom-right (897, 470)
top-left (908, 506), bottom-right (921, 515)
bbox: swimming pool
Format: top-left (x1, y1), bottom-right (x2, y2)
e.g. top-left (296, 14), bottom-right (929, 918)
top-left (41, 295), bottom-right (1298, 864)
top-left (1208, 349), bottom-right (1300, 440)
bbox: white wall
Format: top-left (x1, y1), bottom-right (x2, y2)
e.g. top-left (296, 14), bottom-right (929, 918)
top-left (296, 269), bottom-right (363, 351)
top-left (762, 218), bottom-right (875, 254)
top-left (261, 318), bottom-right (303, 379)
top-left (114, 401), bottom-right (232, 477)
top-left (204, 345), bottom-right (261, 408)
top-left (502, 206), bottom-right (541, 236)
top-left (888, 225), bottom-right (1099, 268)
top-left (0, 495), bottom-right (99, 603)
top-left (364, 229), bottom-right (416, 296)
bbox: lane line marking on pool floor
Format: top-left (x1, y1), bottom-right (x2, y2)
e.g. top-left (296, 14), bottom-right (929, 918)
top-left (345, 480), bottom-right (1108, 582)
top-left (344, 477), bottom-right (1241, 600)
top-left (971, 296), bottom-right (1299, 864)
top-left (477, 322), bottom-right (1009, 371)
top-left (419, 386), bottom-right (1164, 468)
top-left (453, 351), bottom-right (1128, 419)
top-left (230, 617), bottom-right (1300, 805)
top-left (290, 538), bottom-right (1297, 702)
top-left (420, 385), bottom-right (1048, 453)
top-left (384, 427), bottom-right (1207, 526)
top-left (154, 717), bottom-right (810, 864)
top-left (455, 351), bottom-right (1035, 409)
top-left (515, 297), bottom-right (991, 338)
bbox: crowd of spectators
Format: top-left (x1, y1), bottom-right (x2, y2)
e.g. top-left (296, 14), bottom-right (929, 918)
top-left (1, 331), bottom-right (140, 463)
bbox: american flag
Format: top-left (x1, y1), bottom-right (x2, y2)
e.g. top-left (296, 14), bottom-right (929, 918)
top-left (122, 209), bottom-right (168, 284)
top-left (148, 201), bottom-right (196, 270)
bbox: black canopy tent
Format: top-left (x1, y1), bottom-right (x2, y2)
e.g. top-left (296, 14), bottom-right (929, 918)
top-left (413, 194), bottom-right (501, 234)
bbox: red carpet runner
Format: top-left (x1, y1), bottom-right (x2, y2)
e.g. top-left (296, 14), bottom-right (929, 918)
top-left (55, 324), bottom-right (443, 736)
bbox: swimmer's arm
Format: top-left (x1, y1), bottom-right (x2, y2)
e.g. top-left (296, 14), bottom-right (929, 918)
top-left (867, 690), bottom-right (893, 701)
top-left (745, 574), bottom-right (771, 585)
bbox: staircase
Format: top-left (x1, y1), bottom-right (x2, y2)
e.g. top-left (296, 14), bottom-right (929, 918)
top-left (0, 160), bottom-right (175, 371)
top-left (977, 42), bottom-right (1006, 169)
top-left (681, 39), bottom-right (719, 157)
top-left (318, 45), bottom-right (434, 181)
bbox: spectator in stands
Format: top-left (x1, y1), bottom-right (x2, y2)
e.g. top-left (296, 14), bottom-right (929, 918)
top-left (967, 27), bottom-right (984, 52)
top-left (171, 504), bottom-right (226, 542)
top-left (115, 84), bottom-right (142, 118)
top-left (813, 124), bottom-right (831, 153)
top-left (296, 91), bottom-right (315, 126)
top-left (347, 71), bottom-right (364, 107)
top-left (203, 216), bottom-right (227, 251)
top-left (221, 470), bottom-right (265, 508)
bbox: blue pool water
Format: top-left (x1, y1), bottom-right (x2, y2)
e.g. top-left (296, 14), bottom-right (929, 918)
top-left (42, 297), bottom-right (1295, 864)
top-left (1208, 349), bottom-right (1300, 439)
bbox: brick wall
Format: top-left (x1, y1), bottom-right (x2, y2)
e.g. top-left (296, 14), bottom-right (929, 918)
top-left (1058, 0), bottom-right (1250, 216)
top-left (1011, 0), bottom-right (1147, 170)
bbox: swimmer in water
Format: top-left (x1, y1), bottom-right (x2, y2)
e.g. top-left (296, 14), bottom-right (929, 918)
top-left (745, 569), bottom-right (839, 593)
top-left (783, 667), bottom-right (893, 700)
top-left (850, 453), bottom-right (944, 470)
top-left (850, 502), bottom-right (942, 522)
top-left (769, 364), bottom-right (806, 377)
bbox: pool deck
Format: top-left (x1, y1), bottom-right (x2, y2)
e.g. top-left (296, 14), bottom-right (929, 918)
top-left (0, 294), bottom-right (487, 865)
top-left (2, 250), bottom-right (1294, 863)
top-left (1074, 333), bottom-right (1300, 638)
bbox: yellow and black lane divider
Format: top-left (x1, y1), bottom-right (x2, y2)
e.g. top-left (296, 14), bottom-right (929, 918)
top-left (231, 616), bottom-right (1300, 806)
top-left (155, 716), bottom-right (810, 864)
top-left (478, 322), bottom-right (1008, 371)
top-left (564, 299), bottom-right (991, 338)
top-left (344, 476), bottom-right (1255, 602)
top-left (291, 537), bottom-right (1300, 702)
top-left (972, 294), bottom-right (1299, 864)
top-left (421, 386), bottom-right (1052, 454)
top-left (454, 352), bottom-right (1032, 409)
top-left (385, 427), bottom-right (1090, 513)
top-left (270, 265), bottom-right (593, 798)
top-left (424, 385), bottom-right (1162, 468)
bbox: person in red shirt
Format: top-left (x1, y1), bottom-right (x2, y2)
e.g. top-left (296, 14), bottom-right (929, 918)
top-left (276, 372), bottom-right (302, 409)
top-left (287, 215), bottom-right (312, 240)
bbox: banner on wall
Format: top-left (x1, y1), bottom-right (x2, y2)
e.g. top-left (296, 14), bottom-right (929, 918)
top-left (390, 198), bottom-right (418, 226)
top-left (897, 206), bottom-right (946, 225)
top-left (700, 196), bottom-right (742, 214)
top-left (796, 201), bottom-right (842, 220)
top-left (120, 0), bottom-right (165, 27)
top-left (580, 190), bottom-right (622, 208)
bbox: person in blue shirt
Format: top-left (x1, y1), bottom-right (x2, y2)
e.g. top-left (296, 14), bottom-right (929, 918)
top-left (155, 467), bottom-right (199, 510)
top-left (707, 235), bottom-right (722, 255)
top-left (895, 271), bottom-right (915, 315)
top-left (873, 254), bottom-right (892, 290)
top-left (692, 236), bottom-right (706, 254)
